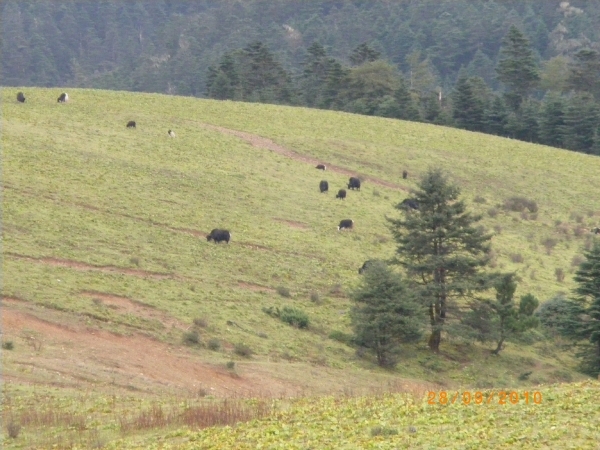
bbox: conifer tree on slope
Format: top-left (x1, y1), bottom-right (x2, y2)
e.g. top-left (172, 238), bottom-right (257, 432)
top-left (572, 240), bottom-right (600, 377)
top-left (496, 25), bottom-right (540, 111)
top-left (452, 76), bottom-right (485, 131)
top-left (388, 169), bottom-right (494, 352)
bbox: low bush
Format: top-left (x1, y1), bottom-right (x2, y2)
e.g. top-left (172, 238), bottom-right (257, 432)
top-left (234, 343), bottom-right (253, 357)
top-left (280, 307), bottom-right (309, 329)
top-left (503, 196), bottom-right (538, 213)
top-left (182, 330), bottom-right (201, 346)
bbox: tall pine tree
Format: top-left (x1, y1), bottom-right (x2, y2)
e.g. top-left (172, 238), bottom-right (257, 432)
top-left (452, 76), bottom-right (485, 131)
top-left (540, 94), bottom-right (567, 148)
top-left (571, 241), bottom-right (600, 377)
top-left (496, 25), bottom-right (540, 111)
top-left (388, 169), bottom-right (494, 352)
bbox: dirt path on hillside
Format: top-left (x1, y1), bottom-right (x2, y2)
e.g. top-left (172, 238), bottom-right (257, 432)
top-left (6, 252), bottom-right (176, 280)
top-left (201, 124), bottom-right (409, 192)
top-left (2, 299), bottom-right (438, 398)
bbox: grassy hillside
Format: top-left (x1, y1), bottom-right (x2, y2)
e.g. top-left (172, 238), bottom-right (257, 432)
top-left (2, 88), bottom-right (599, 448)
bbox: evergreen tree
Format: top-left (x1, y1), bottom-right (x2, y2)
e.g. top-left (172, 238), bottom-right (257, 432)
top-left (466, 49), bottom-right (496, 88)
top-left (349, 42), bottom-right (381, 66)
top-left (484, 96), bottom-right (509, 136)
top-left (567, 49), bottom-right (600, 100)
top-left (421, 91), bottom-right (443, 124)
top-left (387, 169), bottom-right (495, 352)
top-left (206, 52), bottom-right (241, 100)
top-left (519, 101), bottom-right (541, 143)
top-left (321, 59), bottom-right (350, 110)
top-left (346, 60), bottom-right (401, 115)
top-left (300, 42), bottom-right (337, 107)
top-left (540, 94), bottom-right (567, 148)
top-left (238, 41), bottom-right (294, 104)
top-left (350, 261), bottom-right (424, 368)
top-left (394, 76), bottom-right (421, 121)
top-left (564, 94), bottom-right (600, 154)
top-left (571, 241), bottom-right (600, 377)
top-left (452, 76), bottom-right (485, 131)
top-left (496, 25), bottom-right (540, 111)
top-left (488, 275), bottom-right (539, 355)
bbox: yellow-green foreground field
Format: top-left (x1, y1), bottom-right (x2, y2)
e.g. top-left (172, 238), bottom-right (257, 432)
top-left (2, 88), bottom-right (600, 448)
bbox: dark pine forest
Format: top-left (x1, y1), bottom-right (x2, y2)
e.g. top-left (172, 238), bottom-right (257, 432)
top-left (2, 0), bottom-right (600, 153)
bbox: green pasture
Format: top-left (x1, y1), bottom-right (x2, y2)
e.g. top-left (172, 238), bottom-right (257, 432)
top-left (2, 88), bottom-right (599, 446)
top-left (3, 87), bottom-right (599, 368)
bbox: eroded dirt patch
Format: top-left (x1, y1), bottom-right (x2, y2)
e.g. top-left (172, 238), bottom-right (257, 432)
top-left (202, 124), bottom-right (408, 191)
top-left (1, 306), bottom-right (292, 397)
top-left (6, 252), bottom-right (175, 280)
top-left (80, 291), bottom-right (188, 330)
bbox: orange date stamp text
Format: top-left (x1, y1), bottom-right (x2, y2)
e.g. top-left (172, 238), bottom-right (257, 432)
top-left (428, 390), bottom-right (542, 405)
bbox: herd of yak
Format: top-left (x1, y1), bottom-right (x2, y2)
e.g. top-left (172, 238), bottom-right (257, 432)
top-left (14, 90), bottom-right (433, 275)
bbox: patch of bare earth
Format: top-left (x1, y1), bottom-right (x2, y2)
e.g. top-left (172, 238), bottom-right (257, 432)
top-left (2, 299), bottom-right (439, 399)
top-left (273, 218), bottom-right (309, 230)
top-left (80, 291), bottom-right (188, 330)
top-left (6, 252), bottom-right (175, 280)
top-left (1, 301), bottom-right (295, 397)
top-left (201, 124), bottom-right (408, 191)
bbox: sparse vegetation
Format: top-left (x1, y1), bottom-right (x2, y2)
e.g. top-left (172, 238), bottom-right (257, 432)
top-left (279, 307), bottom-right (310, 329)
top-left (208, 338), bottom-right (221, 351)
top-left (182, 330), bottom-right (201, 346)
top-left (193, 317), bottom-right (209, 328)
top-left (234, 343), bottom-right (253, 358)
top-left (510, 253), bottom-right (524, 263)
top-left (276, 286), bottom-right (291, 298)
top-left (503, 196), bottom-right (538, 213)
top-left (310, 292), bottom-right (321, 304)
top-left (2, 341), bottom-right (15, 350)
top-left (542, 237), bottom-right (559, 255)
top-left (555, 268), bottom-right (565, 282)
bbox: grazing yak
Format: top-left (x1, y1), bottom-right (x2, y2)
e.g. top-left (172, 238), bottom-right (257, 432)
top-left (17, 92), bottom-right (26, 103)
top-left (338, 219), bottom-right (354, 231)
top-left (126, 121), bottom-right (136, 128)
top-left (57, 92), bottom-right (68, 103)
top-left (402, 170), bottom-right (408, 179)
top-left (168, 129), bottom-right (176, 137)
top-left (319, 180), bottom-right (329, 193)
top-left (336, 189), bottom-right (347, 200)
top-left (348, 177), bottom-right (361, 190)
top-left (400, 198), bottom-right (419, 210)
top-left (207, 229), bottom-right (231, 243)
top-left (593, 227), bottom-right (600, 235)
top-left (316, 164), bottom-right (326, 170)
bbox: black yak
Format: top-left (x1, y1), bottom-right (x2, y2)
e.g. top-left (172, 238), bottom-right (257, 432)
top-left (207, 229), bottom-right (231, 243)
top-left (17, 92), bottom-right (26, 103)
top-left (126, 121), bottom-right (136, 128)
top-left (57, 92), bottom-right (68, 103)
top-left (319, 180), bottom-right (329, 193)
top-left (336, 189), bottom-right (347, 200)
top-left (316, 164), bottom-right (326, 170)
top-left (338, 219), bottom-right (354, 231)
top-left (348, 177), bottom-right (361, 190)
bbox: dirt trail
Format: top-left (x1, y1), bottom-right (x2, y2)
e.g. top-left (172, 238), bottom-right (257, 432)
top-left (6, 252), bottom-right (176, 280)
top-left (201, 124), bottom-right (409, 192)
top-left (80, 290), bottom-right (188, 330)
